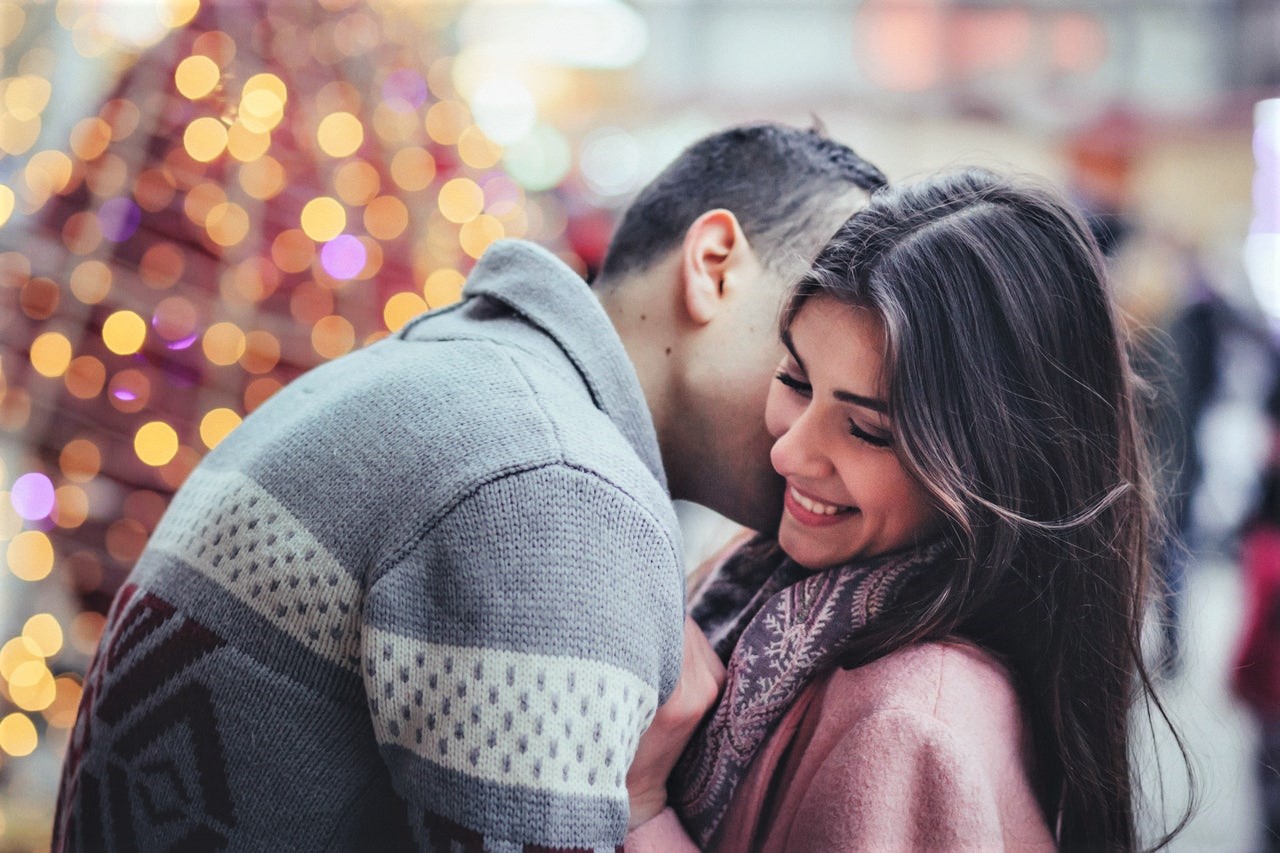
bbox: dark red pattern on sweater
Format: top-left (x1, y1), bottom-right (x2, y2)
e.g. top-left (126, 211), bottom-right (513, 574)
top-left (52, 585), bottom-right (233, 851)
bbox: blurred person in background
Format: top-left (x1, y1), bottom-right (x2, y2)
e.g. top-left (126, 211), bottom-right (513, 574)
top-left (628, 169), bottom-right (1189, 852)
top-left (52, 123), bottom-right (886, 851)
top-left (1232, 378), bottom-right (1280, 851)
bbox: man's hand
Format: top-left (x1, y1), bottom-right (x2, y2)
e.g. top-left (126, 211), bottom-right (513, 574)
top-left (626, 616), bottom-right (727, 829)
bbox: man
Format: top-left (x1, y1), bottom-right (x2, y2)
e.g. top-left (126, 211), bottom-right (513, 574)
top-left (53, 123), bottom-right (886, 850)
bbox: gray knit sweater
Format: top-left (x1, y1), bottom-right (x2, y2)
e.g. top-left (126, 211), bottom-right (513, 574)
top-left (53, 241), bottom-right (686, 851)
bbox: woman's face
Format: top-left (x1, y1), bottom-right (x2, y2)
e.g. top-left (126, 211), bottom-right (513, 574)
top-left (765, 296), bottom-right (943, 569)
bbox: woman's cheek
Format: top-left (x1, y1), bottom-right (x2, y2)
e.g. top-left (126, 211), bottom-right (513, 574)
top-left (763, 384), bottom-right (793, 440)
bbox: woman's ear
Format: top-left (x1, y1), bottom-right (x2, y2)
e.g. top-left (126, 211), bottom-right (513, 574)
top-left (679, 209), bottom-right (751, 326)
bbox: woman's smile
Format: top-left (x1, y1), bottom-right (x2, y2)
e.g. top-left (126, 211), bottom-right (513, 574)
top-left (783, 483), bottom-right (857, 526)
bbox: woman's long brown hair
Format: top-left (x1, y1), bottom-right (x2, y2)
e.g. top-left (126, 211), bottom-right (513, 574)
top-left (784, 168), bottom-right (1191, 851)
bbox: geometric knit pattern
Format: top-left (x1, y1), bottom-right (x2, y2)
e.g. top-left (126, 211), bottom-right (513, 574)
top-left (53, 584), bottom-right (235, 851)
top-left (53, 241), bottom-right (686, 851)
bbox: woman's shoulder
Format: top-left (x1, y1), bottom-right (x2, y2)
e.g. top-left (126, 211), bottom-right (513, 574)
top-left (818, 640), bottom-right (1024, 736)
top-left (767, 642), bottom-right (1054, 853)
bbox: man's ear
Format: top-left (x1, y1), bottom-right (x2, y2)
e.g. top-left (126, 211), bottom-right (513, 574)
top-left (679, 209), bottom-right (751, 326)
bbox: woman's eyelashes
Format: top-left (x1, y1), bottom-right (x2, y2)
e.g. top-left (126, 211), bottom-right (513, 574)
top-left (847, 419), bottom-right (892, 448)
top-left (775, 370), bottom-right (811, 397)
top-left (777, 369), bottom-right (893, 448)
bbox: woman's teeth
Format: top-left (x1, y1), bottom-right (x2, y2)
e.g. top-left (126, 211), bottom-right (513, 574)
top-left (791, 486), bottom-right (851, 516)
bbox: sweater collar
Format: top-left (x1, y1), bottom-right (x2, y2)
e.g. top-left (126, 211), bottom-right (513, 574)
top-left (462, 239), bottom-right (668, 492)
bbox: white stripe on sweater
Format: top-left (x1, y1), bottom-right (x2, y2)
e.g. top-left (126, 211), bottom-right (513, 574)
top-left (366, 626), bottom-right (658, 798)
top-left (148, 468), bottom-right (364, 671)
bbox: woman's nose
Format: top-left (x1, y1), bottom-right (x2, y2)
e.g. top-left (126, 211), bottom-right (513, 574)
top-left (770, 407), bottom-right (830, 481)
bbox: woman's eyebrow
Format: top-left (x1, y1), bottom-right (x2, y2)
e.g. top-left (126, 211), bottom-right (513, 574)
top-left (833, 389), bottom-right (888, 413)
top-left (783, 328), bottom-right (888, 412)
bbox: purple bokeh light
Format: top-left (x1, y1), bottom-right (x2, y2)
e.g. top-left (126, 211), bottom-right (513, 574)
top-left (99, 197), bottom-right (141, 243)
top-left (166, 334), bottom-right (198, 350)
top-left (382, 69), bottom-right (428, 109)
top-left (320, 235), bottom-right (367, 280)
top-left (11, 472), bottom-right (55, 520)
top-left (113, 388), bottom-right (138, 402)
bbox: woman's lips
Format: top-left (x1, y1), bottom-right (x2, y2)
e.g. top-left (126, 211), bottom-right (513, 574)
top-left (784, 484), bottom-right (856, 528)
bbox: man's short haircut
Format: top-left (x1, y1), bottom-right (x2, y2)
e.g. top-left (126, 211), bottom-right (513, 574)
top-left (597, 122), bottom-right (888, 283)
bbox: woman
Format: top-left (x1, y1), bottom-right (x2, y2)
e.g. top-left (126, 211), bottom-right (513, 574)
top-left (626, 168), bottom-right (1185, 850)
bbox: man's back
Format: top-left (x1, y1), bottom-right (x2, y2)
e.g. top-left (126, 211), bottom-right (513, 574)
top-left (53, 242), bottom-right (685, 851)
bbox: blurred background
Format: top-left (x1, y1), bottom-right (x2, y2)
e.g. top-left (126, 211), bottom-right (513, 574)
top-left (0, 0), bottom-right (1275, 849)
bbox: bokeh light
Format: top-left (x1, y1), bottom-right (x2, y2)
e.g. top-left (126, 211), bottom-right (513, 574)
top-left (438, 178), bottom-right (484, 223)
top-left (0, 714), bottom-right (37, 757)
top-left (108, 369), bottom-right (151, 413)
top-left (21, 614), bottom-right (62, 658)
top-left (11, 473), bottom-right (55, 521)
top-left (7, 531), bottom-right (54, 581)
top-left (60, 439), bottom-right (102, 483)
top-left (334, 160), bottom-right (380, 205)
top-left (64, 356), bottom-right (106, 399)
top-left (102, 310), bottom-right (147, 355)
top-left (239, 155), bottom-right (286, 200)
top-left (424, 269), bottom-right (466, 308)
top-left (364, 195), bottom-right (408, 240)
top-left (317, 111), bottom-right (364, 158)
top-left (70, 259), bottom-right (112, 304)
top-left (199, 408), bottom-right (242, 449)
top-left (0, 638), bottom-right (41, 681)
top-left (301, 196), bottom-right (346, 242)
top-left (227, 122), bottom-right (271, 162)
top-left (320, 235), bottom-right (367, 279)
top-left (175, 54), bottom-right (220, 100)
top-left (69, 116), bottom-right (112, 161)
top-left (9, 660), bottom-right (56, 712)
top-left (206, 201), bottom-right (251, 246)
top-left (390, 147), bottom-right (435, 191)
top-left (30, 332), bottom-right (73, 378)
top-left (311, 314), bottom-right (355, 359)
top-left (460, 214), bottom-right (504, 259)
top-left (384, 291), bottom-right (429, 331)
top-left (184, 116), bottom-right (229, 163)
top-left (52, 485), bottom-right (89, 529)
top-left (271, 229), bottom-right (315, 273)
top-left (203, 321), bottom-right (247, 366)
top-left (98, 197), bottom-right (141, 243)
top-left (44, 677), bottom-right (84, 728)
top-left (134, 421), bottom-right (179, 467)
top-left (0, 185), bottom-right (14, 227)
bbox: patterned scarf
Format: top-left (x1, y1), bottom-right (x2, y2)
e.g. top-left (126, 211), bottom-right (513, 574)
top-left (669, 535), bottom-right (953, 846)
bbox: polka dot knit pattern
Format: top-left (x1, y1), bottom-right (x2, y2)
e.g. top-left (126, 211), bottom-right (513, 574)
top-left (149, 469), bottom-right (364, 671)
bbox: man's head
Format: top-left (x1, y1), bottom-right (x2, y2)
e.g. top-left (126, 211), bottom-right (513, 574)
top-left (593, 122), bottom-right (887, 533)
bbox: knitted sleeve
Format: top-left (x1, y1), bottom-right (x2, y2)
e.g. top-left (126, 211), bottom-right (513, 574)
top-left (360, 462), bottom-right (686, 850)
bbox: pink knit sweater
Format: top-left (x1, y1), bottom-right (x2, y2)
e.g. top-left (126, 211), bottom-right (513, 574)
top-left (630, 641), bottom-right (1056, 851)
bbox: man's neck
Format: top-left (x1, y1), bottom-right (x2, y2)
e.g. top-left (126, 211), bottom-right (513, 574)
top-left (596, 268), bottom-right (688, 501)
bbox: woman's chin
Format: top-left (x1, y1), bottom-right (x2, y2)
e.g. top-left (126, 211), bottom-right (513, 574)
top-left (778, 529), bottom-right (853, 572)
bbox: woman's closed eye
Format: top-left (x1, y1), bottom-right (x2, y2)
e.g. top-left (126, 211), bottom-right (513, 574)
top-left (847, 419), bottom-right (892, 448)
top-left (778, 368), bottom-right (892, 447)
top-left (775, 370), bottom-right (811, 397)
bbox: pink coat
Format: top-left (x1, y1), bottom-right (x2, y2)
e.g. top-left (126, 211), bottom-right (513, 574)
top-left (630, 641), bottom-right (1056, 851)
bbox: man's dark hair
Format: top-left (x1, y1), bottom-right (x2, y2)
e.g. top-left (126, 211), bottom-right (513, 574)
top-left (597, 122), bottom-right (887, 282)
